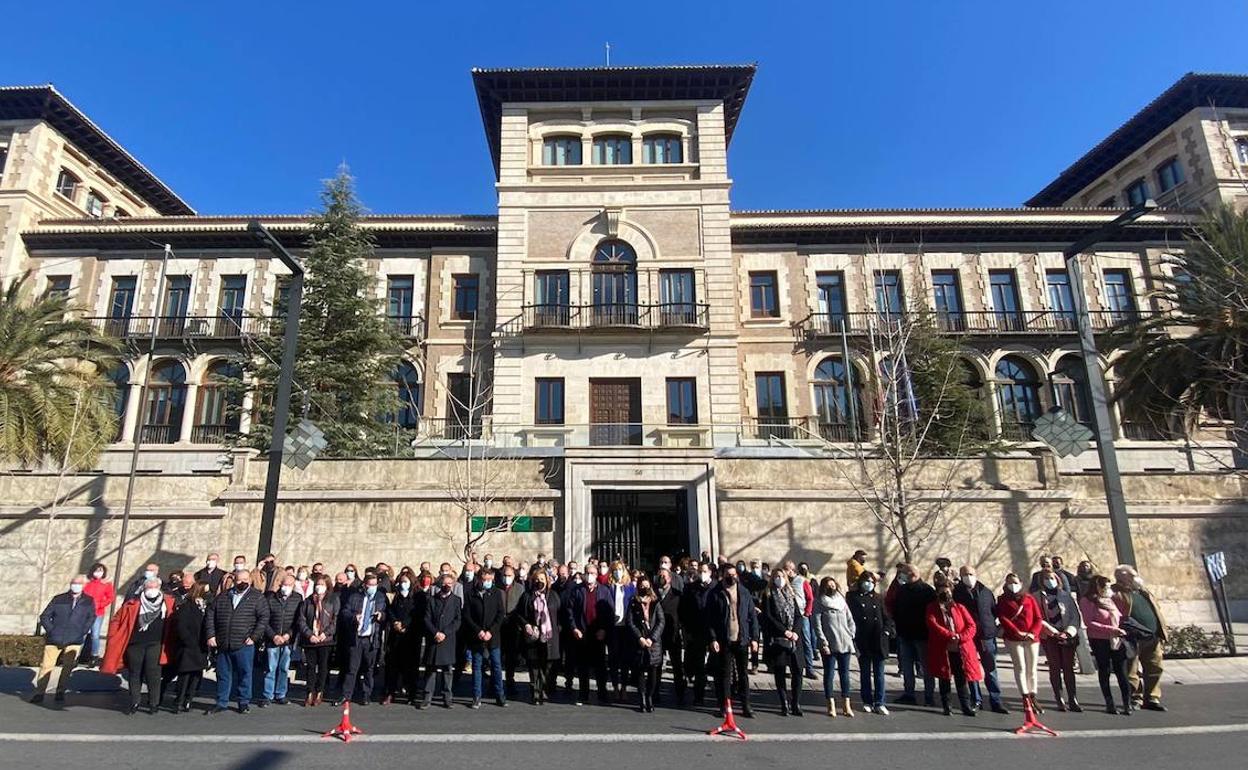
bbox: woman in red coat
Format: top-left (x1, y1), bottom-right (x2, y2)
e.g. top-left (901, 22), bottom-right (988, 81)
top-left (997, 571), bottom-right (1044, 713)
top-left (101, 578), bottom-right (175, 714)
top-left (925, 587), bottom-right (983, 716)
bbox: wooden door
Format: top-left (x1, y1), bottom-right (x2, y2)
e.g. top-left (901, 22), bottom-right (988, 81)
top-left (589, 378), bottom-right (641, 445)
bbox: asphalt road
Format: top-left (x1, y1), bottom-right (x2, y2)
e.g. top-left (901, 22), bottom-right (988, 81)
top-left (1, 666), bottom-right (1245, 770)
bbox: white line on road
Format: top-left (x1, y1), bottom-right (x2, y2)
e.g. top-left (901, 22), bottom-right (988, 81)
top-left (0, 723), bottom-right (1245, 744)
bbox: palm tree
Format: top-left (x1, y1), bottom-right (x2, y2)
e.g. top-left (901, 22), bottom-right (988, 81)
top-left (0, 274), bottom-right (121, 469)
top-left (1111, 205), bottom-right (1248, 443)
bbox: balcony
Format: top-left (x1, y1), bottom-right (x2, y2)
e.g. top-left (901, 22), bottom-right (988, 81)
top-left (89, 315), bottom-right (272, 341)
top-left (190, 424), bottom-right (234, 444)
top-left (798, 310), bottom-right (1147, 338)
top-left (519, 303), bottom-right (710, 332)
top-left (140, 424), bottom-right (179, 444)
top-left (385, 314), bottom-right (426, 340)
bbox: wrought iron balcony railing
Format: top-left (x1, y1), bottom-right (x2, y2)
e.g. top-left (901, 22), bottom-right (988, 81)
top-left (520, 303), bottom-right (710, 332)
top-left (798, 310), bottom-right (1147, 338)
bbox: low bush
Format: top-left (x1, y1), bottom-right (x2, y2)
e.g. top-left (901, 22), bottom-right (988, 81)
top-left (0, 635), bottom-right (45, 667)
top-left (1165, 624), bottom-right (1228, 658)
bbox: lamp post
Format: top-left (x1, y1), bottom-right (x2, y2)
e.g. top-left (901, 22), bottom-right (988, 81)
top-left (1062, 200), bottom-right (1157, 567)
top-left (248, 221), bottom-right (305, 563)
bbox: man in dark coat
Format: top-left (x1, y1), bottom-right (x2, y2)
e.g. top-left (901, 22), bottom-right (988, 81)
top-left (420, 572), bottom-right (462, 708)
top-left (205, 566), bottom-right (269, 713)
top-left (462, 568), bottom-right (507, 708)
top-left (655, 567), bottom-right (685, 704)
top-left (194, 552), bottom-right (225, 594)
top-left (891, 563), bottom-right (936, 706)
top-left (497, 566), bottom-right (526, 700)
top-left (32, 574), bottom-right (95, 703)
top-left (381, 575), bottom-right (423, 704)
top-left (564, 563), bottom-right (612, 705)
top-left (335, 574), bottom-right (389, 706)
top-left (679, 561), bottom-right (715, 706)
top-left (260, 574), bottom-right (302, 706)
top-left (954, 564), bottom-right (1007, 713)
top-left (706, 563), bottom-right (760, 718)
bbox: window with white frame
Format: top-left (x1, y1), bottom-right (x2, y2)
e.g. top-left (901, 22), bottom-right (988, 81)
top-left (592, 134), bottom-right (632, 164)
top-left (542, 135), bottom-right (582, 165)
top-left (642, 134), bottom-right (683, 164)
top-left (85, 189), bottom-right (106, 218)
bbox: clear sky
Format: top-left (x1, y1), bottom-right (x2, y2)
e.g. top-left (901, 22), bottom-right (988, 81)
top-left (3, 1), bottom-right (1245, 215)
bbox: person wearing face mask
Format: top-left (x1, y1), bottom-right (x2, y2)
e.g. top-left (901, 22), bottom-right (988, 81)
top-left (294, 566), bottom-right (313, 599)
top-left (168, 581), bottom-right (210, 713)
top-left (997, 571), bottom-right (1043, 714)
top-left (520, 568), bottom-right (561, 704)
top-left (679, 561), bottom-right (715, 707)
top-left (258, 575), bottom-right (302, 707)
top-left (761, 568), bottom-right (805, 716)
top-left (82, 563), bottom-right (115, 667)
top-left (1112, 565), bottom-right (1167, 711)
top-left (1034, 567), bottom-right (1083, 712)
top-left (194, 553), bottom-right (225, 594)
top-left (103, 577), bottom-right (175, 714)
top-left (786, 561), bottom-right (817, 681)
top-left (708, 564), bottom-right (760, 718)
top-left (846, 573), bottom-right (891, 715)
top-left (1070, 559), bottom-right (1098, 677)
top-left (164, 571), bottom-right (187, 604)
top-left (420, 574), bottom-right (462, 709)
top-left (1029, 555), bottom-right (1067, 594)
top-left (605, 560), bottom-right (636, 701)
top-left (654, 567), bottom-right (684, 705)
top-left (925, 587), bottom-right (983, 717)
top-left (1080, 574), bottom-right (1133, 715)
top-left (891, 563), bottom-right (936, 707)
top-left (205, 565), bottom-right (270, 714)
top-left (127, 563), bottom-right (161, 598)
top-left (343, 564), bottom-right (361, 592)
top-left (563, 563), bottom-right (611, 705)
top-left (463, 568), bottom-right (507, 708)
top-left (296, 575), bottom-right (340, 707)
top-left (497, 565), bottom-right (527, 701)
top-left (953, 565), bottom-right (1007, 714)
top-left (813, 577), bottom-right (857, 717)
top-left (335, 575), bottom-right (388, 706)
top-left (846, 550), bottom-right (869, 589)
top-left (657, 555), bottom-right (683, 592)
top-left (31, 574), bottom-right (96, 705)
top-left (625, 578), bottom-right (665, 713)
top-left (381, 573), bottom-right (423, 705)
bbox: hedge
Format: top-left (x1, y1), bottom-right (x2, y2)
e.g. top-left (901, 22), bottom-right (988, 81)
top-left (0, 635), bottom-right (45, 667)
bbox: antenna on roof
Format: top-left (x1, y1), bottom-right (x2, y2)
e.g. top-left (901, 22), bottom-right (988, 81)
top-left (605, 42), bottom-right (611, 66)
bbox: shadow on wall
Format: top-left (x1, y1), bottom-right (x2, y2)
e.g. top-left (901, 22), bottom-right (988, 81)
top-left (724, 516), bottom-right (834, 575)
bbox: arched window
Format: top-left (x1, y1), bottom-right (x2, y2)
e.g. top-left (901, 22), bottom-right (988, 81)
top-left (812, 357), bottom-right (863, 442)
top-left (392, 361), bottom-right (422, 429)
top-left (1051, 354), bottom-right (1092, 426)
top-left (642, 134), bottom-right (683, 164)
top-left (995, 356), bottom-right (1042, 439)
top-left (542, 135), bottom-right (582, 166)
top-left (85, 189), bottom-right (107, 218)
top-left (108, 364), bottom-right (130, 441)
top-left (143, 360), bottom-right (187, 444)
top-left (591, 239), bottom-right (638, 325)
top-left (55, 168), bottom-right (80, 200)
top-left (592, 134), bottom-right (632, 165)
top-left (193, 361), bottom-right (242, 443)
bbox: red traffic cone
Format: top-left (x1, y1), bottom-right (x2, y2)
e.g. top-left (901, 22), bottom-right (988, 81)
top-left (1014, 694), bottom-right (1058, 737)
top-left (708, 697), bottom-right (748, 740)
top-left (322, 701), bottom-right (364, 742)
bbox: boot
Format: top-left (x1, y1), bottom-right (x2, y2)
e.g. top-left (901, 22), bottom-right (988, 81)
top-left (827, 698), bottom-right (836, 717)
top-left (1068, 698), bottom-right (1083, 713)
top-left (1104, 697), bottom-right (1117, 715)
top-left (790, 696), bottom-right (803, 717)
top-left (779, 698), bottom-right (790, 717)
top-left (959, 695), bottom-right (976, 717)
top-left (841, 696), bottom-right (854, 717)
top-left (940, 693), bottom-right (952, 716)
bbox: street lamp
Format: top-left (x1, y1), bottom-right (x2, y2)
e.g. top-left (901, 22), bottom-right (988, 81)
top-left (1062, 200), bottom-right (1158, 567)
top-left (248, 221), bottom-right (305, 563)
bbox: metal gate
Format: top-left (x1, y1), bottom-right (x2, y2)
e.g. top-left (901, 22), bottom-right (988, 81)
top-left (590, 490), bottom-right (689, 570)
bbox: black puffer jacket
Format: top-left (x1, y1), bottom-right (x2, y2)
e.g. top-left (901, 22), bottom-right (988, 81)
top-left (266, 591), bottom-right (303, 644)
top-left (205, 587), bottom-right (269, 651)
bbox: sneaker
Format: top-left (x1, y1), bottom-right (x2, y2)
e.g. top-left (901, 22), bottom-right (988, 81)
top-left (205, 705), bottom-right (227, 715)
top-left (1142, 700), bottom-right (1167, 712)
top-left (255, 700), bottom-right (268, 709)
top-left (53, 692), bottom-right (66, 704)
top-left (238, 705), bottom-right (251, 714)
top-left (861, 704), bottom-right (874, 714)
top-left (274, 697), bottom-right (288, 706)
top-left (875, 704), bottom-right (890, 716)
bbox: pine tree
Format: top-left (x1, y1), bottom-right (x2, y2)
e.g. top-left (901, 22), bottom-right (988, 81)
top-left (901, 313), bottom-right (997, 456)
top-left (239, 167), bottom-right (404, 456)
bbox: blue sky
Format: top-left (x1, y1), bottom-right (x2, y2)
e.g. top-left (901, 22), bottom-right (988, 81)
top-left (3, 1), bottom-right (1245, 215)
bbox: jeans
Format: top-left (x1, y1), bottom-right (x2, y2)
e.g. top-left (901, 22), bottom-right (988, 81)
top-left (262, 645), bottom-right (292, 701)
top-left (798, 616), bottom-right (816, 673)
top-left (858, 654), bottom-right (886, 707)
top-left (215, 646), bottom-right (255, 708)
top-left (969, 636), bottom-right (1004, 707)
top-left (470, 646), bottom-right (504, 700)
top-left (88, 615), bottom-right (106, 658)
top-left (822, 650), bottom-right (852, 698)
top-left (897, 637), bottom-right (933, 701)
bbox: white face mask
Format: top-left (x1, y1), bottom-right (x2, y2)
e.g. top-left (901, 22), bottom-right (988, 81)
top-left (519, 569), bottom-right (528, 580)
top-left (484, 560), bottom-right (493, 569)
top-left (143, 570), bottom-right (156, 580)
top-left (314, 584), bottom-right (328, 596)
top-left (502, 575), bottom-right (514, 586)
top-left (961, 575), bottom-right (976, 588)
top-left (1099, 588), bottom-right (1112, 599)
top-left (92, 570), bottom-right (104, 579)
top-left (1043, 579), bottom-right (1059, 590)
top-left (345, 570), bottom-right (356, 580)
top-left (660, 562), bottom-right (671, 571)
top-left (70, 583), bottom-right (84, 594)
top-left (234, 564), bottom-right (247, 572)
top-left (297, 572), bottom-right (308, 580)
top-left (861, 581), bottom-right (875, 593)
top-left (1006, 583), bottom-right (1022, 594)
top-left (143, 588), bottom-right (162, 600)
top-left (399, 581), bottom-right (411, 594)
top-left (464, 570), bottom-right (476, 580)
top-left (280, 585), bottom-right (293, 597)
top-left (700, 572), bottom-right (712, 584)
top-left (206, 560), bottom-right (217, 570)
top-left (773, 577), bottom-right (785, 588)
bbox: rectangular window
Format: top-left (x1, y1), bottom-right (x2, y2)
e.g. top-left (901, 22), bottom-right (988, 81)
top-left (874, 270), bottom-right (904, 316)
top-left (535, 378), bottom-right (565, 425)
top-left (55, 169), bottom-right (79, 199)
top-left (754, 372), bottom-right (789, 439)
top-left (159, 275), bottom-right (191, 335)
top-left (542, 136), bottom-right (582, 166)
top-left (749, 271), bottom-right (779, 318)
top-left (106, 276), bottom-right (137, 336)
top-left (386, 275), bottom-right (414, 334)
top-left (816, 271), bottom-right (846, 330)
top-left (45, 275), bottom-right (72, 299)
top-left (1103, 269), bottom-right (1136, 319)
top-left (1046, 270), bottom-right (1076, 329)
top-left (1125, 178), bottom-right (1150, 207)
top-left (446, 373), bottom-right (481, 439)
top-left (452, 274), bottom-right (480, 320)
top-left (217, 275), bottom-right (247, 336)
top-left (85, 190), bottom-right (105, 218)
top-left (1238, 138), bottom-right (1248, 165)
top-left (592, 136), bottom-right (632, 165)
top-left (659, 269), bottom-right (697, 324)
top-left (930, 270), bottom-right (963, 330)
top-left (0, 146), bottom-right (7, 179)
top-left (273, 275), bottom-right (292, 319)
top-left (642, 135), bottom-right (683, 164)
top-left (666, 378), bottom-right (698, 425)
top-left (532, 270), bottom-right (570, 326)
top-left (1156, 158), bottom-right (1184, 193)
top-left (989, 270), bottom-right (1022, 330)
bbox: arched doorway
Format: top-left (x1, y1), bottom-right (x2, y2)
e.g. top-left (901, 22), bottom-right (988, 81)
top-left (143, 360), bottom-right (187, 443)
top-left (193, 360), bottom-right (243, 443)
top-left (995, 356), bottom-right (1042, 440)
top-left (591, 239), bottom-right (638, 325)
top-left (812, 356), bottom-right (864, 441)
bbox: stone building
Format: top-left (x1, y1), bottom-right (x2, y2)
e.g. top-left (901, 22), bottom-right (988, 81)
top-left (0, 67), bottom-right (1245, 632)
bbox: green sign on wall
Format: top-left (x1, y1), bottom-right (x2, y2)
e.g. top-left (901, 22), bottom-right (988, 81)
top-left (469, 515), bottom-right (553, 533)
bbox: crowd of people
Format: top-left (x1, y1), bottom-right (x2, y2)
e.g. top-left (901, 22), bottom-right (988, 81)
top-left (31, 549), bottom-right (1170, 721)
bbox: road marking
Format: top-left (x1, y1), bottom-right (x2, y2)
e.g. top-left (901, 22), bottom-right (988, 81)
top-left (0, 723), bottom-right (1246, 744)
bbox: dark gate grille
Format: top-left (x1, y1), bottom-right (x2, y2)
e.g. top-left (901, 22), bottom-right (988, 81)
top-left (590, 490), bottom-right (689, 571)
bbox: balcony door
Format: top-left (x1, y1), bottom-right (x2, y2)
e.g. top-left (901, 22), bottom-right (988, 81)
top-left (755, 372), bottom-right (791, 439)
top-left (659, 269), bottom-right (696, 325)
top-left (989, 270), bottom-right (1023, 331)
top-left (217, 275), bottom-right (247, 337)
top-left (590, 378), bottom-right (641, 446)
top-left (107, 276), bottom-right (137, 336)
top-left (1046, 270), bottom-right (1076, 330)
top-left (160, 275), bottom-right (191, 336)
top-left (591, 240), bottom-right (638, 326)
top-left (534, 270), bottom-right (570, 326)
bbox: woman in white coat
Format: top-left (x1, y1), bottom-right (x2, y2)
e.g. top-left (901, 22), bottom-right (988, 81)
top-left (813, 576), bottom-right (857, 717)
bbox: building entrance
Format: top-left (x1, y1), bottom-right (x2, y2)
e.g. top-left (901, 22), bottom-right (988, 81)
top-left (590, 489), bottom-right (689, 569)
